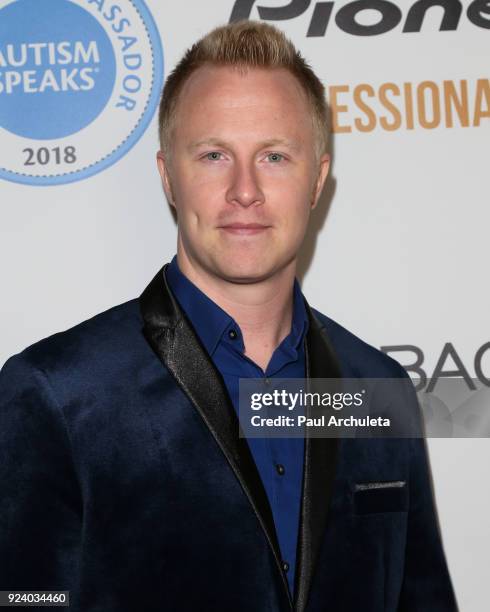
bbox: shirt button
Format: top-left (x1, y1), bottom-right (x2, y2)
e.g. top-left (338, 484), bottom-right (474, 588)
top-left (228, 329), bottom-right (237, 340)
top-left (282, 561), bottom-right (290, 572)
top-left (275, 463), bottom-right (285, 476)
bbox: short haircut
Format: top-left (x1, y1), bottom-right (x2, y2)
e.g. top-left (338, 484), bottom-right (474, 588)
top-left (158, 20), bottom-right (328, 159)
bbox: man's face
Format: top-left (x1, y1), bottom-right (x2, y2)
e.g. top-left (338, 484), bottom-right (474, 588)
top-left (157, 64), bottom-right (329, 284)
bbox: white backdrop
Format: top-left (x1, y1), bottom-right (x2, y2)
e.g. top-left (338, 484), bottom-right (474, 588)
top-left (1, 1), bottom-right (489, 609)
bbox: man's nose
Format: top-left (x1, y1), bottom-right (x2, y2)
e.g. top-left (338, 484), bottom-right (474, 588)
top-left (225, 160), bottom-right (265, 208)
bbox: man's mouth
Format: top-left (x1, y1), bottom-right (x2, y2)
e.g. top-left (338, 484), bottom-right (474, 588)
top-left (219, 223), bottom-right (271, 235)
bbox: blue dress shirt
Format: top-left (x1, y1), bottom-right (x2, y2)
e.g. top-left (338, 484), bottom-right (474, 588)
top-left (165, 255), bottom-right (309, 597)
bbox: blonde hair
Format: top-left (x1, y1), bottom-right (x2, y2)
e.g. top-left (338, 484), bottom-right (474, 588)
top-left (158, 20), bottom-right (328, 159)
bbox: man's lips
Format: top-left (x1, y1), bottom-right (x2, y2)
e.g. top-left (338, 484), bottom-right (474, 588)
top-left (218, 223), bottom-right (271, 235)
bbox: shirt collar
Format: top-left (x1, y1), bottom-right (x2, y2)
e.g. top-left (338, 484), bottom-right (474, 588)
top-left (165, 255), bottom-right (309, 357)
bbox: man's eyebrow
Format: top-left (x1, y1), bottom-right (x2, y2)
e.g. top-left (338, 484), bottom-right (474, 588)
top-left (188, 138), bottom-right (230, 151)
top-left (260, 138), bottom-right (301, 151)
top-left (188, 138), bottom-right (301, 151)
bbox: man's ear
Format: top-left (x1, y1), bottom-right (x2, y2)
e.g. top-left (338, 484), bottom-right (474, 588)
top-left (156, 151), bottom-right (176, 208)
top-left (311, 153), bottom-right (330, 210)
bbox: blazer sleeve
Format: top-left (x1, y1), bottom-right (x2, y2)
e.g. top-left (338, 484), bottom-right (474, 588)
top-left (398, 435), bottom-right (458, 611)
top-left (0, 353), bottom-right (82, 594)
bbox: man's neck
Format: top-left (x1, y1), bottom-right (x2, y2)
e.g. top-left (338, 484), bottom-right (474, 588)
top-left (176, 251), bottom-right (297, 372)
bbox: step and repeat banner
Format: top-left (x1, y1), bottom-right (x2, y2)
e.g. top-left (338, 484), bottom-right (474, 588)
top-left (1, 1), bottom-right (488, 609)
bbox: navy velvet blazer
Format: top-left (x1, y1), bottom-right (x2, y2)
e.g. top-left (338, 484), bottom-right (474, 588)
top-left (0, 265), bottom-right (457, 612)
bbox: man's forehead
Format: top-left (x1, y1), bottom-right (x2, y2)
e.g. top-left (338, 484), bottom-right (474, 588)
top-left (171, 64), bottom-right (315, 155)
top-left (178, 63), bottom-right (309, 106)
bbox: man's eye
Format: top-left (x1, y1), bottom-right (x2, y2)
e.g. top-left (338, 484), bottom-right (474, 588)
top-left (267, 153), bottom-right (285, 163)
top-left (205, 152), bottom-right (223, 161)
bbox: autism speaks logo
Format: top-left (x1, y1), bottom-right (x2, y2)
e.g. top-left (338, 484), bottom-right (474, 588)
top-left (0, 0), bottom-right (164, 185)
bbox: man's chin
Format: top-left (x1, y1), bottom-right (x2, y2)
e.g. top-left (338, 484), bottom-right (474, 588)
top-left (211, 261), bottom-right (282, 285)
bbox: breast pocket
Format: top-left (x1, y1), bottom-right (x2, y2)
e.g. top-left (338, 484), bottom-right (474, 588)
top-left (353, 480), bottom-right (408, 515)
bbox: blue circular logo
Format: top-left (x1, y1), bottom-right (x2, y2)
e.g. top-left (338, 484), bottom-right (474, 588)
top-left (0, 0), bottom-right (164, 185)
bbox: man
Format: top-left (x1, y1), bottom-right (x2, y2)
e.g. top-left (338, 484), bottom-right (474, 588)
top-left (0, 21), bottom-right (456, 612)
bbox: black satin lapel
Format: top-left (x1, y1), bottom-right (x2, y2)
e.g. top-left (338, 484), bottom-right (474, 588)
top-left (294, 302), bottom-right (342, 612)
top-left (140, 265), bottom-right (293, 609)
